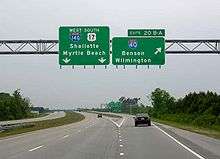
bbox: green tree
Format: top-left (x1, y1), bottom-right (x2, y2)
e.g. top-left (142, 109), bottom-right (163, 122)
top-left (0, 89), bottom-right (32, 121)
top-left (149, 88), bottom-right (175, 116)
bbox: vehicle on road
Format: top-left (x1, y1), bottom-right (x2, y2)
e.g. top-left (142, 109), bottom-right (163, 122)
top-left (97, 113), bottom-right (102, 118)
top-left (134, 113), bottom-right (151, 126)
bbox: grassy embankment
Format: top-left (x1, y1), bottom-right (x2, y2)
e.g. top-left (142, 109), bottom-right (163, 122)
top-left (0, 111), bottom-right (85, 138)
top-left (153, 118), bottom-right (220, 139)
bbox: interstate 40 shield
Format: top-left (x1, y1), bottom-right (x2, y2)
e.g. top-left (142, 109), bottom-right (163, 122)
top-left (59, 26), bottom-right (110, 65)
top-left (112, 37), bottom-right (165, 65)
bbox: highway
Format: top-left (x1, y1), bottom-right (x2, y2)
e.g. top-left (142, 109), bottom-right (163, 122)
top-left (0, 111), bottom-right (66, 126)
top-left (0, 112), bottom-right (219, 159)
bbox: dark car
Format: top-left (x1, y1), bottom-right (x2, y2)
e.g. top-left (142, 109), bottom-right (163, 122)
top-left (134, 113), bottom-right (151, 126)
top-left (97, 113), bottom-right (102, 118)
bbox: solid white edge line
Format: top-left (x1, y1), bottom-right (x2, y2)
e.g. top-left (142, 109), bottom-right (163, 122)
top-left (153, 123), bottom-right (206, 159)
top-left (29, 145), bottom-right (44, 152)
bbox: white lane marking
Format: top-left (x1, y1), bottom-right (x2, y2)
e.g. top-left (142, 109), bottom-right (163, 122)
top-left (119, 135), bottom-right (121, 138)
top-left (119, 139), bottom-right (122, 142)
top-left (118, 118), bottom-right (125, 127)
top-left (62, 135), bottom-right (69, 139)
top-left (109, 119), bottom-right (119, 127)
top-left (120, 152), bottom-right (124, 156)
top-left (108, 118), bottom-right (126, 128)
top-left (29, 145), bottom-right (44, 152)
top-left (78, 130), bottom-right (81, 133)
top-left (120, 144), bottom-right (123, 147)
top-left (153, 123), bottom-right (205, 159)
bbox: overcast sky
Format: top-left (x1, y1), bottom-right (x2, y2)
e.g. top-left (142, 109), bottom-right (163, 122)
top-left (0, 0), bottom-right (220, 109)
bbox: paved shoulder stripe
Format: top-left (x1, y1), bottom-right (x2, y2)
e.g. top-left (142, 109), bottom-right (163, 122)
top-left (153, 123), bottom-right (205, 159)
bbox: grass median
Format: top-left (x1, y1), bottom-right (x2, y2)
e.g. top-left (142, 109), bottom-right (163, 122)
top-left (153, 118), bottom-right (220, 139)
top-left (0, 111), bottom-right (85, 138)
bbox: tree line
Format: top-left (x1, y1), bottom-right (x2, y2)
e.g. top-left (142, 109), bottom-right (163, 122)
top-left (149, 88), bottom-right (220, 128)
top-left (0, 90), bottom-right (32, 121)
top-left (86, 88), bottom-right (220, 129)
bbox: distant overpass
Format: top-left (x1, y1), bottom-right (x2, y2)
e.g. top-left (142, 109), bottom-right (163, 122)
top-left (0, 39), bottom-right (219, 54)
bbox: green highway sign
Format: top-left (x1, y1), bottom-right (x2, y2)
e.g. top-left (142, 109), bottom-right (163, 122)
top-left (128, 29), bottom-right (165, 37)
top-left (107, 101), bottom-right (122, 113)
top-left (59, 26), bottom-right (110, 65)
top-left (112, 37), bottom-right (165, 65)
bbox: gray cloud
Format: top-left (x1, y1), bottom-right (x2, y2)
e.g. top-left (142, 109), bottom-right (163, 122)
top-left (0, 0), bottom-right (220, 109)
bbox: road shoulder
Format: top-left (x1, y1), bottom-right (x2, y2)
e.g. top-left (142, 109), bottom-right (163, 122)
top-left (154, 122), bottom-right (220, 159)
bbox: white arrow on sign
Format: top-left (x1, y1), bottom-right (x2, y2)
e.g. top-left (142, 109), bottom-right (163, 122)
top-left (98, 57), bottom-right (106, 63)
top-left (62, 58), bottom-right (71, 64)
top-left (154, 48), bottom-right (162, 55)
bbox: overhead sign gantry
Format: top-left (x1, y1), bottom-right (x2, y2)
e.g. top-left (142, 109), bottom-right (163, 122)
top-left (1, 27), bottom-right (219, 68)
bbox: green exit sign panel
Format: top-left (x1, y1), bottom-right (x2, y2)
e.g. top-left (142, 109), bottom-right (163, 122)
top-left (128, 29), bottom-right (165, 37)
top-left (112, 37), bottom-right (165, 65)
top-left (59, 26), bottom-right (110, 65)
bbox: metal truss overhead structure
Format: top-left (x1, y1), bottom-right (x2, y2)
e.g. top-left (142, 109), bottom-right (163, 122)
top-left (165, 40), bottom-right (220, 54)
top-left (0, 39), bottom-right (219, 54)
top-left (0, 40), bottom-right (58, 54)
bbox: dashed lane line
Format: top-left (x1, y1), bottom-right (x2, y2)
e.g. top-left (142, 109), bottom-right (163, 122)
top-left (29, 145), bottom-right (44, 152)
top-left (120, 152), bottom-right (124, 156)
top-left (62, 135), bottom-right (69, 139)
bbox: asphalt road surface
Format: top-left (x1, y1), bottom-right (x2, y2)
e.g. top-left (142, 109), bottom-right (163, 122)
top-left (0, 111), bottom-right (66, 126)
top-left (0, 112), bottom-right (219, 159)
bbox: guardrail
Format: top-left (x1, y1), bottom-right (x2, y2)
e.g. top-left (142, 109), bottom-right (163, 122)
top-left (0, 123), bottom-right (35, 132)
